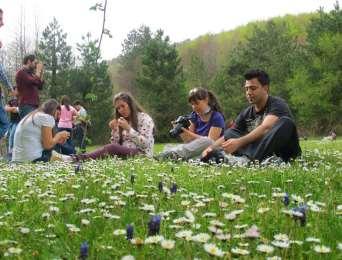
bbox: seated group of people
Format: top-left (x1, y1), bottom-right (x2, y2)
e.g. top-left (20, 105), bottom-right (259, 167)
top-left (12, 69), bottom-right (302, 164)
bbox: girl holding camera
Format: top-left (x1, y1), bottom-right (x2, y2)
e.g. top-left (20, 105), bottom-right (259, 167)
top-left (54, 92), bottom-right (155, 162)
top-left (158, 87), bottom-right (225, 160)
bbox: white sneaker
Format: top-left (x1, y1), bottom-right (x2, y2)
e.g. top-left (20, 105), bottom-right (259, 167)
top-left (51, 150), bottom-right (73, 162)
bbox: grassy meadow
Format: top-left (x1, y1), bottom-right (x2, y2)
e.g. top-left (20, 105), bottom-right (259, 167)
top-left (0, 139), bottom-right (341, 259)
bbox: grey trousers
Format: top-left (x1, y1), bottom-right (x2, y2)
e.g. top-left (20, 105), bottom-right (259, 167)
top-left (163, 136), bottom-right (214, 160)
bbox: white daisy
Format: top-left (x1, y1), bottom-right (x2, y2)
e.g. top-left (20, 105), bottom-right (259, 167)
top-left (256, 244), bottom-right (274, 254)
top-left (313, 245), bottom-right (331, 253)
top-left (161, 239), bottom-right (175, 250)
top-left (231, 247), bottom-right (250, 255)
top-left (204, 243), bottom-right (225, 257)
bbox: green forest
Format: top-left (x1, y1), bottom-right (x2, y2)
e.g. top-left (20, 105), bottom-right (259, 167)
top-left (23, 3), bottom-right (342, 143)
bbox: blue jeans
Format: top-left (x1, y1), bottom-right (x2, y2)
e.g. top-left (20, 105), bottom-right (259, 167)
top-left (7, 121), bottom-right (18, 152)
top-left (0, 105), bottom-right (9, 139)
top-left (55, 128), bottom-right (76, 155)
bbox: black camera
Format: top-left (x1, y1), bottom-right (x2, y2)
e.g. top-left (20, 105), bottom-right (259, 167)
top-left (169, 115), bottom-right (192, 138)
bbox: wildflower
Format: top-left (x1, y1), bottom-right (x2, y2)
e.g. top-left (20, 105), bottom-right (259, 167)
top-left (130, 174), bottom-right (135, 185)
top-left (244, 225), bottom-right (260, 238)
top-left (130, 238), bottom-right (144, 246)
top-left (161, 239), bottom-right (175, 250)
top-left (185, 210), bottom-right (195, 223)
top-left (75, 163), bottom-right (82, 173)
top-left (215, 233), bottom-right (231, 241)
top-left (19, 227), bottom-right (30, 234)
top-left (257, 207), bottom-right (270, 214)
top-left (266, 257), bottom-right (282, 260)
top-left (191, 233), bottom-right (211, 243)
top-left (175, 230), bottom-right (193, 240)
top-left (145, 235), bottom-right (164, 244)
top-left (274, 233), bottom-right (289, 242)
top-left (121, 255), bottom-right (135, 260)
top-left (139, 204), bottom-right (155, 212)
top-left (148, 215), bottom-right (161, 236)
top-left (305, 237), bottom-right (320, 243)
top-left (292, 204), bottom-right (307, 226)
top-left (231, 247), bottom-right (250, 255)
top-left (271, 240), bottom-right (290, 248)
top-left (113, 229), bottom-right (126, 236)
top-left (5, 247), bottom-right (22, 256)
top-left (126, 224), bottom-right (134, 240)
top-left (79, 242), bottom-right (89, 259)
top-left (337, 243), bottom-right (342, 250)
top-left (81, 219), bottom-right (90, 226)
top-left (158, 181), bottom-right (163, 192)
top-left (283, 193), bottom-right (290, 206)
top-left (208, 225), bottom-right (223, 234)
top-left (313, 245), bottom-right (331, 253)
top-left (170, 183), bottom-right (177, 194)
top-left (204, 243), bottom-right (225, 257)
top-left (256, 244), bottom-right (274, 254)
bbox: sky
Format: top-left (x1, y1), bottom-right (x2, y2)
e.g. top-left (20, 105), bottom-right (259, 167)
top-left (0, 0), bottom-right (338, 60)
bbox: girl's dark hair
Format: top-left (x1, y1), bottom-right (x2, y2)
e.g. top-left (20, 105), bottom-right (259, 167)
top-left (22, 99), bottom-right (59, 126)
top-left (113, 92), bottom-right (145, 144)
top-left (188, 87), bottom-right (222, 113)
top-left (60, 95), bottom-right (71, 111)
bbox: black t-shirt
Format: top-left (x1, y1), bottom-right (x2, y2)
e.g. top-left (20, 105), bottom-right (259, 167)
top-left (233, 96), bottom-right (293, 134)
top-left (7, 98), bottom-right (21, 123)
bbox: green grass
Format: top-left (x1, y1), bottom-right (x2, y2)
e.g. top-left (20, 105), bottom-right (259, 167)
top-left (0, 139), bottom-right (341, 259)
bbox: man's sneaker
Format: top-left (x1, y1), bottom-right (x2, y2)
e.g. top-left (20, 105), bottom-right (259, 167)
top-left (261, 155), bottom-right (284, 166)
top-left (51, 150), bottom-right (73, 162)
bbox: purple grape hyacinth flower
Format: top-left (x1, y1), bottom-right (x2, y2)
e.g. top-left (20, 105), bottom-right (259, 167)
top-left (292, 204), bottom-right (308, 226)
top-left (126, 224), bottom-right (134, 240)
top-left (148, 215), bottom-right (161, 236)
top-left (158, 181), bottom-right (163, 192)
top-left (79, 241), bottom-right (89, 259)
top-left (283, 193), bottom-right (290, 206)
top-left (170, 183), bottom-right (177, 194)
top-left (130, 174), bottom-right (135, 185)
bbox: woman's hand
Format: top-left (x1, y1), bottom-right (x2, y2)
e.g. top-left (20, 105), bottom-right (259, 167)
top-left (55, 131), bottom-right (70, 144)
top-left (118, 117), bottom-right (131, 131)
top-left (109, 119), bottom-right (118, 129)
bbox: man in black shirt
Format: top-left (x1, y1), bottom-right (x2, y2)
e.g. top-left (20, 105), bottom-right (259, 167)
top-left (202, 69), bottom-right (301, 163)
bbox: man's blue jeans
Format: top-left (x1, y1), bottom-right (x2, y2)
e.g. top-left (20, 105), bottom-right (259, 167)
top-left (7, 122), bottom-right (18, 152)
top-left (0, 105), bottom-right (9, 139)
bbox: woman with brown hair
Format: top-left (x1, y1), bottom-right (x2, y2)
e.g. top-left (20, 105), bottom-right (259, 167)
top-left (56, 92), bottom-right (155, 162)
top-left (12, 99), bottom-right (69, 162)
top-left (158, 87), bottom-right (225, 160)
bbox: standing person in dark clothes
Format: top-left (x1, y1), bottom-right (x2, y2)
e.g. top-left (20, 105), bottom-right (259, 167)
top-left (0, 8), bottom-right (14, 151)
top-left (15, 54), bottom-right (44, 119)
top-left (202, 69), bottom-right (301, 164)
top-left (5, 87), bottom-right (20, 159)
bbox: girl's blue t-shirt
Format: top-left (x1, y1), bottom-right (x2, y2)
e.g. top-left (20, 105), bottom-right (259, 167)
top-left (190, 111), bottom-right (225, 137)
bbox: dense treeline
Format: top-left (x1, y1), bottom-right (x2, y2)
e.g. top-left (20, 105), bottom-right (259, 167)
top-left (110, 4), bottom-right (342, 141)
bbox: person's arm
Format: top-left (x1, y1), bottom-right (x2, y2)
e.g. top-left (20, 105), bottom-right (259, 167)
top-left (41, 127), bottom-right (69, 150)
top-left (0, 63), bottom-right (13, 92)
top-left (5, 104), bottom-right (18, 113)
top-left (222, 114), bottom-right (279, 154)
top-left (208, 127), bottom-right (223, 141)
top-left (179, 122), bottom-right (201, 143)
top-left (109, 119), bottom-right (120, 144)
top-left (18, 69), bottom-right (44, 88)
